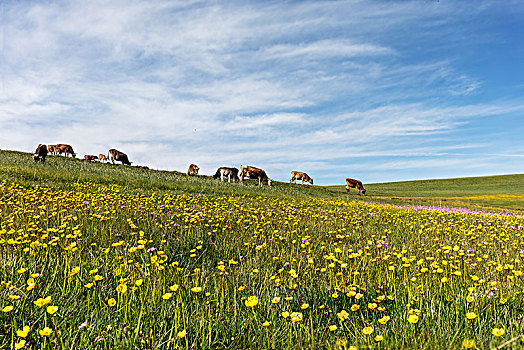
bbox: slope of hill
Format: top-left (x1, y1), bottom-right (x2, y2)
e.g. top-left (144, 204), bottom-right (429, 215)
top-left (1, 149), bottom-right (522, 210)
top-left (1, 148), bottom-right (523, 349)
top-left (328, 174), bottom-right (524, 210)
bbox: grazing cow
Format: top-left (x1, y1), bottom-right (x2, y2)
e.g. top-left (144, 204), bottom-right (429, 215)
top-left (55, 144), bottom-right (76, 157)
top-left (239, 165), bottom-right (272, 187)
top-left (213, 167), bottom-right (239, 183)
top-left (345, 178), bottom-right (366, 195)
top-left (83, 155), bottom-right (98, 163)
top-left (187, 164), bottom-right (200, 175)
top-left (289, 171), bottom-right (313, 185)
top-left (47, 145), bottom-right (57, 155)
top-left (33, 144), bottom-right (48, 163)
top-left (108, 149), bottom-right (132, 165)
top-left (98, 154), bottom-right (107, 163)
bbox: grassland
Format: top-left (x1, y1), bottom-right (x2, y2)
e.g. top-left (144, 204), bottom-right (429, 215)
top-left (329, 175), bottom-right (524, 211)
top-left (1, 149), bottom-right (523, 349)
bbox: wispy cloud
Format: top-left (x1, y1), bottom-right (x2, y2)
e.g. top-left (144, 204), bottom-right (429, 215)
top-left (1, 0), bottom-right (523, 184)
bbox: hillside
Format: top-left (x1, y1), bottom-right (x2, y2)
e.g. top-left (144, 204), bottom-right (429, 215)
top-left (1, 148), bottom-right (524, 349)
top-left (328, 174), bottom-right (524, 210)
top-left (1, 149), bottom-right (522, 211)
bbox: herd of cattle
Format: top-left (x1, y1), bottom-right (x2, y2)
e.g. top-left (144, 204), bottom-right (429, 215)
top-left (33, 143), bottom-right (366, 195)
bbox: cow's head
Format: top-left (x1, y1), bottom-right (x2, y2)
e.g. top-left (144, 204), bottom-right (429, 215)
top-left (309, 178), bottom-right (314, 185)
top-left (267, 178), bottom-right (272, 187)
top-left (361, 189), bottom-right (366, 195)
top-left (72, 153), bottom-right (77, 158)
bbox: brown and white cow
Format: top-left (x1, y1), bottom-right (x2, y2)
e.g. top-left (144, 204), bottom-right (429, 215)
top-left (289, 171), bottom-right (313, 185)
top-left (108, 149), bottom-right (132, 165)
top-left (55, 144), bottom-right (76, 157)
top-left (239, 165), bottom-right (272, 186)
top-left (84, 155), bottom-right (98, 163)
top-left (98, 154), bottom-right (107, 163)
top-left (187, 164), bottom-right (200, 175)
top-left (345, 178), bottom-right (366, 195)
top-left (47, 145), bottom-right (57, 155)
top-left (33, 144), bottom-right (48, 163)
top-left (213, 167), bottom-right (239, 183)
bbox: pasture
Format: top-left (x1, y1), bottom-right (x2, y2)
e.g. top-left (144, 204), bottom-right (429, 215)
top-left (1, 150), bottom-right (523, 349)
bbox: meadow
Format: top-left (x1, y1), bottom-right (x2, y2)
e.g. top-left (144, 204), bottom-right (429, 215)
top-left (1, 150), bottom-right (523, 349)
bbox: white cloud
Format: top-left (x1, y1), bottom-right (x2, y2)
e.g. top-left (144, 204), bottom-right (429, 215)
top-left (0, 0), bottom-right (523, 184)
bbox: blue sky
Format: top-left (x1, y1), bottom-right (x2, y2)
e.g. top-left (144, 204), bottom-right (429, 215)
top-left (1, 0), bottom-right (523, 185)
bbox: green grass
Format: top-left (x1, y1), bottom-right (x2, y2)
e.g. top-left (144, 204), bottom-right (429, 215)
top-left (2, 149), bottom-right (523, 211)
top-left (328, 175), bottom-right (524, 211)
top-left (1, 148), bottom-right (523, 349)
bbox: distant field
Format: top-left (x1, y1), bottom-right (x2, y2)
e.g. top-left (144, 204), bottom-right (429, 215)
top-left (1, 148), bottom-right (523, 349)
top-left (328, 175), bottom-right (524, 211)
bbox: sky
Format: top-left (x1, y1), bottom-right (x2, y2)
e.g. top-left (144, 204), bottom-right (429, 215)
top-left (1, 0), bottom-right (523, 185)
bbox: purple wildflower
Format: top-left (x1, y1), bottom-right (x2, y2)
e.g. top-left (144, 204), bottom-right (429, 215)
top-left (78, 321), bottom-right (87, 329)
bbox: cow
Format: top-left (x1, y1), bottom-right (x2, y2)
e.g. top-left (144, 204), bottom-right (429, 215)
top-left (33, 144), bottom-right (48, 163)
top-left (289, 171), bottom-right (313, 185)
top-left (83, 155), bottom-right (98, 163)
top-left (108, 149), bottom-right (132, 165)
top-left (47, 145), bottom-right (57, 155)
top-left (239, 165), bottom-right (272, 186)
top-left (98, 154), bottom-right (107, 163)
top-left (213, 167), bottom-right (239, 183)
top-left (187, 164), bottom-right (200, 175)
top-left (55, 144), bottom-right (76, 157)
top-left (345, 178), bottom-right (366, 195)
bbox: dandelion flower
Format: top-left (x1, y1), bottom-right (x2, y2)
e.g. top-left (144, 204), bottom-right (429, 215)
top-left (162, 293), bottom-right (172, 300)
top-left (16, 326), bottom-right (30, 337)
top-left (462, 339), bottom-right (476, 348)
top-left (108, 298), bottom-right (116, 306)
top-left (350, 304), bottom-right (360, 312)
top-left (337, 310), bottom-right (350, 321)
top-left (272, 297), bottom-right (281, 304)
top-left (362, 326), bottom-right (374, 335)
top-left (14, 340), bottom-right (26, 349)
top-left (378, 315), bottom-right (391, 324)
top-left (46, 305), bottom-right (58, 315)
top-left (177, 329), bottom-right (187, 338)
top-left (2, 305), bottom-right (14, 313)
top-left (34, 296), bottom-right (51, 307)
top-left (492, 328), bottom-right (505, 337)
top-left (329, 325), bottom-right (337, 331)
top-left (281, 311), bottom-right (290, 318)
top-left (191, 287), bottom-right (202, 293)
top-left (245, 296), bottom-right (259, 307)
top-left (465, 312), bottom-right (477, 320)
top-left (291, 312), bottom-right (303, 323)
top-left (39, 327), bottom-right (53, 337)
top-left (408, 314), bottom-right (419, 324)
top-left (116, 284), bottom-right (127, 294)
top-left (375, 335), bottom-right (384, 342)
top-left (169, 284), bottom-right (179, 291)
top-left (262, 321), bottom-right (271, 327)
top-left (301, 303), bottom-right (309, 310)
